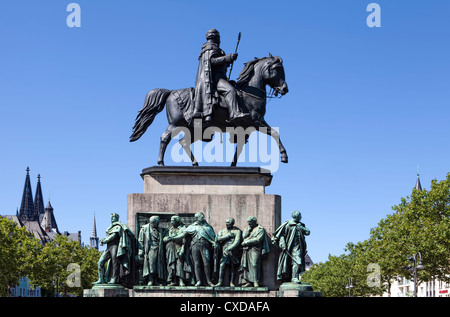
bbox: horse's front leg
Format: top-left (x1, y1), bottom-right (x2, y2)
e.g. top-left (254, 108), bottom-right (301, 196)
top-left (231, 137), bottom-right (247, 167)
top-left (157, 141), bottom-right (167, 166)
top-left (258, 120), bottom-right (288, 163)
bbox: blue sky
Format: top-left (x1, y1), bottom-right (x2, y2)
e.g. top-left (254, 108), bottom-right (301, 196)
top-left (0, 1), bottom-right (449, 264)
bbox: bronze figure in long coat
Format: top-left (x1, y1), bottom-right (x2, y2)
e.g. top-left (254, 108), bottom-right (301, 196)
top-left (138, 216), bottom-right (168, 285)
top-left (214, 218), bottom-right (242, 286)
top-left (192, 28), bottom-right (247, 124)
top-left (239, 216), bottom-right (270, 287)
top-left (272, 210), bottom-right (310, 283)
top-left (163, 215), bottom-right (191, 286)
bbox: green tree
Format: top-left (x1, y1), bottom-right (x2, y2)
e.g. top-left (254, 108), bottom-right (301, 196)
top-left (370, 174), bottom-right (450, 293)
top-left (365, 215), bottom-right (405, 296)
top-left (0, 217), bottom-right (41, 297)
top-left (28, 235), bottom-right (100, 296)
top-left (344, 240), bottom-right (385, 297)
top-left (302, 241), bottom-right (385, 297)
top-left (302, 253), bottom-right (352, 297)
top-left (78, 245), bottom-right (101, 292)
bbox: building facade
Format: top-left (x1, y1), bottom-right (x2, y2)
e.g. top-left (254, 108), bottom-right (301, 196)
top-left (387, 277), bottom-right (450, 297)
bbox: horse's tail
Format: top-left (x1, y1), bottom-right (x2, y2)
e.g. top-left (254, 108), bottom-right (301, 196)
top-left (130, 88), bottom-right (171, 142)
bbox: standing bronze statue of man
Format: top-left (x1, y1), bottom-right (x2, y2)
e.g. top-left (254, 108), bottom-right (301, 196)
top-left (174, 212), bottom-right (216, 286)
top-left (163, 215), bottom-right (190, 286)
top-left (192, 28), bottom-right (248, 124)
top-left (272, 210), bottom-right (310, 283)
top-left (238, 216), bottom-right (270, 287)
top-left (137, 215), bottom-right (168, 286)
top-left (214, 218), bottom-right (242, 287)
top-left (93, 213), bottom-right (133, 285)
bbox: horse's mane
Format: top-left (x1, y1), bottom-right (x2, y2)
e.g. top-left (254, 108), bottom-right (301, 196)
top-left (236, 58), bottom-right (263, 87)
top-left (236, 56), bottom-right (283, 88)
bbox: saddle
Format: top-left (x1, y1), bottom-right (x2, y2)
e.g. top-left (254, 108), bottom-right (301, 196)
top-left (171, 87), bottom-right (229, 125)
top-left (171, 87), bottom-right (250, 144)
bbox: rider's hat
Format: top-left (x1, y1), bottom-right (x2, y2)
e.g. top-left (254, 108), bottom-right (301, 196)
top-left (206, 28), bottom-right (220, 40)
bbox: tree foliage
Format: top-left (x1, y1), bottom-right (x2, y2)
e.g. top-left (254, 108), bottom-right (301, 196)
top-left (302, 253), bottom-right (352, 297)
top-left (0, 217), bottom-right (100, 297)
top-left (0, 217), bottom-right (41, 296)
top-left (302, 241), bottom-right (385, 297)
top-left (28, 235), bottom-right (100, 296)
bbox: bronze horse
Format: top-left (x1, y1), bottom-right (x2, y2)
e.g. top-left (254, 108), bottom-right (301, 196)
top-left (130, 55), bottom-right (289, 167)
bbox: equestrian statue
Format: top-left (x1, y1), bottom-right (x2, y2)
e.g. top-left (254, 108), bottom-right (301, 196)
top-left (130, 29), bottom-right (289, 167)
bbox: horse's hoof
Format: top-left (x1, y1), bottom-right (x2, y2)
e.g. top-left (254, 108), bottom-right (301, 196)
top-left (192, 162), bottom-right (198, 167)
top-left (281, 156), bottom-right (288, 163)
top-left (158, 161), bottom-right (165, 166)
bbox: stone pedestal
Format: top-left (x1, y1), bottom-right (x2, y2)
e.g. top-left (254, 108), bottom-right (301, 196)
top-left (83, 284), bottom-right (129, 297)
top-left (276, 282), bottom-right (322, 297)
top-left (131, 285), bottom-right (274, 297)
top-left (83, 166), bottom-right (320, 298)
top-left (127, 166), bottom-right (281, 291)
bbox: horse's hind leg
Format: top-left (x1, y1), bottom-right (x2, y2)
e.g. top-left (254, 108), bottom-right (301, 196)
top-left (179, 135), bottom-right (198, 166)
top-left (158, 124), bottom-right (177, 166)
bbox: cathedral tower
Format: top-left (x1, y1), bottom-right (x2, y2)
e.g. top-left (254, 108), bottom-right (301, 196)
top-left (18, 167), bottom-right (34, 221)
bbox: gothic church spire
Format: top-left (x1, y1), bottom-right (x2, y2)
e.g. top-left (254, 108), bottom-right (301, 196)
top-left (415, 167), bottom-right (422, 191)
top-left (90, 214), bottom-right (99, 250)
top-left (19, 167), bottom-right (34, 221)
top-left (34, 174), bottom-right (45, 221)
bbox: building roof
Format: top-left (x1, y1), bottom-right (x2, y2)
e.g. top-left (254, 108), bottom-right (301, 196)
top-left (415, 173), bottom-right (422, 191)
top-left (40, 200), bottom-right (59, 234)
top-left (5, 215), bottom-right (50, 243)
top-left (62, 231), bottom-right (82, 244)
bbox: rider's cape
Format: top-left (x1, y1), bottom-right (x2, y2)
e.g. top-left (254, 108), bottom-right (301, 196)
top-left (104, 221), bottom-right (134, 282)
top-left (272, 220), bottom-right (308, 280)
top-left (193, 42), bottom-right (224, 119)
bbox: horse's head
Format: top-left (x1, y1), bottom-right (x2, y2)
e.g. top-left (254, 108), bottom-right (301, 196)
top-left (236, 54), bottom-right (289, 97)
top-left (263, 53), bottom-right (289, 96)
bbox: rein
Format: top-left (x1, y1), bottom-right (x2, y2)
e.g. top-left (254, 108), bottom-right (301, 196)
top-left (239, 84), bottom-right (283, 102)
top-left (239, 86), bottom-right (266, 100)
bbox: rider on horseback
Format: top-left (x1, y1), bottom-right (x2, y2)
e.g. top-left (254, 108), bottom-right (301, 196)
top-left (192, 28), bottom-right (248, 125)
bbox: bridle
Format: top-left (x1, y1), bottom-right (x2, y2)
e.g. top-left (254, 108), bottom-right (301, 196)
top-left (239, 59), bottom-right (285, 102)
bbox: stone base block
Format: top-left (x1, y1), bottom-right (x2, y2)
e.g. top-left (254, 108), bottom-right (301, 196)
top-left (131, 285), bottom-right (274, 297)
top-left (83, 285), bottom-right (322, 297)
top-left (83, 284), bottom-right (129, 297)
top-left (276, 289), bottom-right (323, 297)
top-left (127, 166), bottom-right (282, 291)
top-left (276, 282), bottom-right (322, 297)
